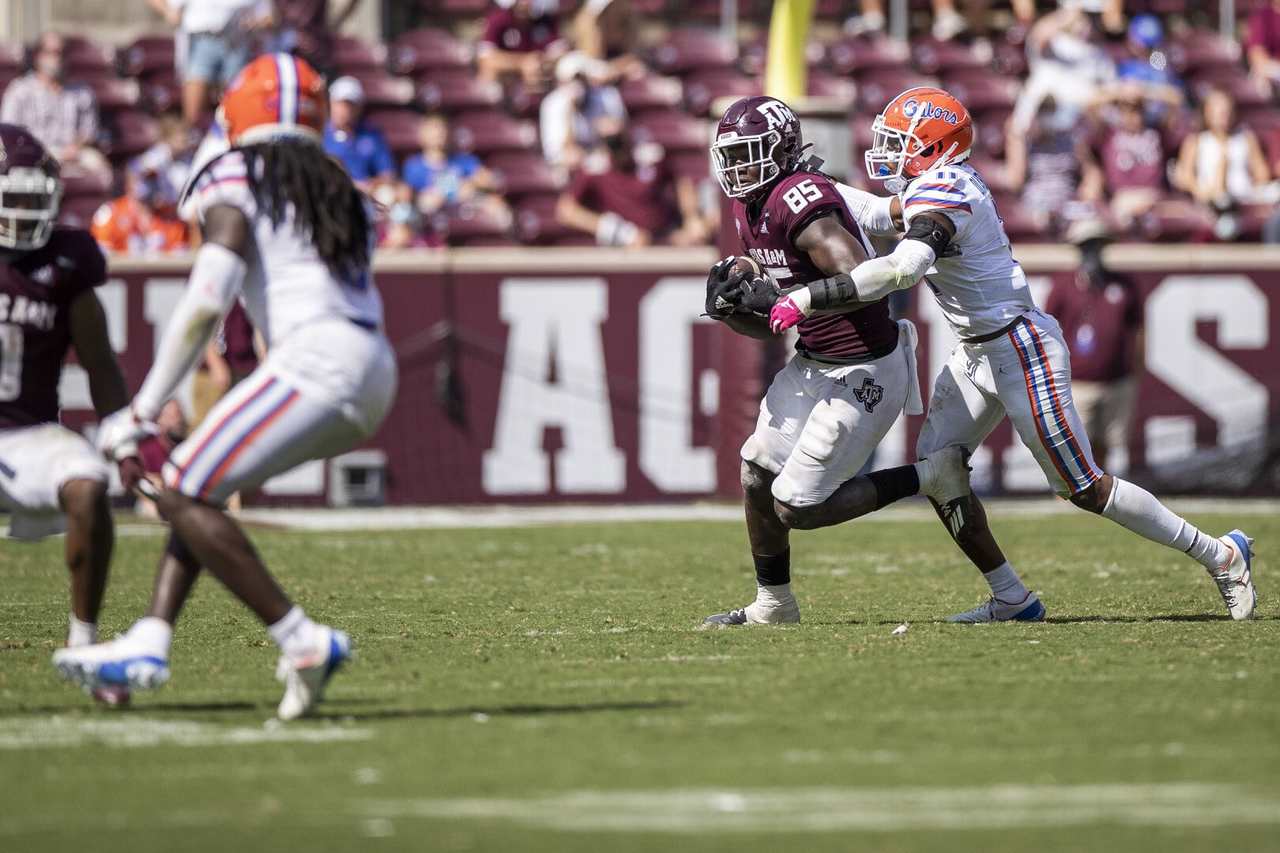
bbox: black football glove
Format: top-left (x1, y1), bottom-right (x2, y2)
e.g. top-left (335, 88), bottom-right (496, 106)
top-left (704, 257), bottom-right (746, 319)
top-left (736, 272), bottom-right (781, 317)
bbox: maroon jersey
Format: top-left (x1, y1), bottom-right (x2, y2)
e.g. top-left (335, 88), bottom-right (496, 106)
top-left (0, 227), bottom-right (107, 429)
top-left (732, 170), bottom-right (897, 361)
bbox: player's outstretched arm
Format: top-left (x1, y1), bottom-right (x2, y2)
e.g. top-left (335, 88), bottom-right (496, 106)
top-left (772, 212), bottom-right (955, 334)
top-left (69, 290), bottom-right (129, 418)
top-left (130, 204), bottom-right (250, 423)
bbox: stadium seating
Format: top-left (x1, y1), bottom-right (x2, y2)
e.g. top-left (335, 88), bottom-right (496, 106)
top-left (390, 28), bottom-right (473, 75)
top-left (362, 108), bottom-right (425, 159)
top-left (348, 73), bottom-right (415, 108)
top-left (488, 151), bottom-right (565, 198)
top-left (416, 71), bottom-right (503, 112)
top-left (118, 36), bottom-right (174, 78)
top-left (1168, 31), bottom-right (1242, 74)
top-left (619, 75), bottom-right (685, 114)
top-left (440, 201), bottom-right (514, 246)
top-left (451, 110), bottom-right (539, 154)
top-left (332, 35), bottom-right (389, 75)
top-left (62, 36), bottom-right (115, 76)
top-left (683, 70), bottom-right (761, 116)
top-left (515, 194), bottom-right (594, 246)
top-left (101, 110), bottom-right (159, 159)
top-left (86, 78), bottom-right (140, 112)
top-left (827, 36), bottom-right (911, 76)
top-left (632, 110), bottom-right (708, 152)
top-left (649, 28), bottom-right (738, 75)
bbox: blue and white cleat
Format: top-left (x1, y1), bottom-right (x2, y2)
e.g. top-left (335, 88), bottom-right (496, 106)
top-left (946, 591), bottom-right (1045, 623)
top-left (1211, 530), bottom-right (1258, 621)
top-left (703, 597), bottom-right (801, 626)
top-left (275, 626), bottom-right (351, 721)
top-left (53, 637), bottom-right (169, 691)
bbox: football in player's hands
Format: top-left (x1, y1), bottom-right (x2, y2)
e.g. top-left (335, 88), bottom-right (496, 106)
top-left (704, 255), bottom-right (779, 319)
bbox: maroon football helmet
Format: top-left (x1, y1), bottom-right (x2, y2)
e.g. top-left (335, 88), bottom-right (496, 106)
top-left (710, 96), bottom-right (804, 199)
top-left (0, 123), bottom-right (61, 251)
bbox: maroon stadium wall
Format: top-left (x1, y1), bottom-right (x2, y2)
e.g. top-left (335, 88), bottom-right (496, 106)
top-left (79, 246), bottom-right (1280, 503)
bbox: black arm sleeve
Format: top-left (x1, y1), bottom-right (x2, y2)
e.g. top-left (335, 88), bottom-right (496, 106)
top-left (905, 215), bottom-right (953, 257)
top-left (805, 273), bottom-right (857, 311)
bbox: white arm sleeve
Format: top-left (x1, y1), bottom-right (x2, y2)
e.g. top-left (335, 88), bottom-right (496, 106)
top-left (848, 238), bottom-right (936, 302)
top-left (133, 243), bottom-right (246, 420)
top-left (837, 185), bottom-right (900, 237)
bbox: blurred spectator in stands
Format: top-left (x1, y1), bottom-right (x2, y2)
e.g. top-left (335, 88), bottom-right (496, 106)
top-left (1095, 91), bottom-right (1168, 229)
top-left (271, 0), bottom-right (361, 78)
top-left (1246, 0), bottom-right (1280, 95)
top-left (1044, 219), bottom-right (1141, 474)
top-left (130, 112), bottom-right (198, 211)
top-left (477, 0), bottom-right (567, 88)
top-left (324, 76), bottom-right (397, 200)
top-left (0, 32), bottom-right (109, 179)
top-left (90, 166), bottom-right (189, 254)
top-left (1005, 97), bottom-right (1102, 231)
top-left (148, 0), bottom-right (269, 126)
top-left (843, 0), bottom-right (971, 41)
top-left (540, 52), bottom-right (627, 170)
top-left (556, 131), bottom-right (710, 248)
top-left (1113, 15), bottom-right (1184, 127)
top-left (402, 113), bottom-right (507, 222)
top-left (571, 0), bottom-right (646, 80)
top-left (1012, 0), bottom-right (1116, 135)
top-left (380, 185), bottom-right (442, 249)
top-left (1173, 88), bottom-right (1279, 240)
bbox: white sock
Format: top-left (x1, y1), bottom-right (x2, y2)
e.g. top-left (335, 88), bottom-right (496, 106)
top-left (67, 615), bottom-right (97, 648)
top-left (912, 458), bottom-right (936, 496)
top-left (983, 562), bottom-right (1030, 603)
top-left (126, 616), bottom-right (174, 659)
top-left (755, 583), bottom-right (794, 607)
top-left (1102, 478), bottom-right (1231, 571)
top-left (268, 606), bottom-right (321, 659)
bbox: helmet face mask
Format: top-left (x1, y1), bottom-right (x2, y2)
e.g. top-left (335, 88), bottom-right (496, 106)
top-left (711, 129), bottom-right (782, 199)
top-left (0, 167), bottom-right (60, 252)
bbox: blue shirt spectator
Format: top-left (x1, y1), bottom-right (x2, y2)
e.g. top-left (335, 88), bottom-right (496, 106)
top-left (402, 113), bottom-right (504, 215)
top-left (403, 151), bottom-right (482, 203)
top-left (323, 76), bottom-right (396, 185)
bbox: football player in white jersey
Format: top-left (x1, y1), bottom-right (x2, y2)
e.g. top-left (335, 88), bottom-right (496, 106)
top-left (768, 86), bottom-right (1256, 622)
top-left (54, 54), bottom-right (399, 717)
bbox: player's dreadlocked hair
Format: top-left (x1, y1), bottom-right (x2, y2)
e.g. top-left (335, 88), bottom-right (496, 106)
top-left (239, 139), bottom-right (371, 278)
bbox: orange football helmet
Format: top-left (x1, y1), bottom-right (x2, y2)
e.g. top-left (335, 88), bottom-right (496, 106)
top-left (219, 53), bottom-right (327, 147)
top-left (864, 86), bottom-right (973, 182)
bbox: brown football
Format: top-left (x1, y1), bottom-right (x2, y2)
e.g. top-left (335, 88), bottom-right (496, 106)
top-left (731, 255), bottom-right (762, 279)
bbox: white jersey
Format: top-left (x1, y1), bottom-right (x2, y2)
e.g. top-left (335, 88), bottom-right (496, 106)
top-left (898, 163), bottom-right (1035, 337)
top-left (181, 148), bottom-right (384, 348)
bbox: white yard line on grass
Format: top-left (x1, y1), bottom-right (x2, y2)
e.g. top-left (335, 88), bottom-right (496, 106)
top-left (0, 716), bottom-right (373, 750)
top-left (362, 783), bottom-right (1280, 833)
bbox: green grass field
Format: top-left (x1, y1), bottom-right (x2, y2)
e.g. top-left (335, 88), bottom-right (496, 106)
top-left (2, 504), bottom-right (1278, 852)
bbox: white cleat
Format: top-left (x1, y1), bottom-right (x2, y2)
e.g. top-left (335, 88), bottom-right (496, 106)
top-left (275, 626), bottom-right (352, 721)
top-left (1210, 530), bottom-right (1258, 621)
top-left (53, 637), bottom-right (169, 691)
top-left (704, 597), bottom-right (801, 626)
top-left (920, 445), bottom-right (972, 505)
top-left (947, 591), bottom-right (1045, 623)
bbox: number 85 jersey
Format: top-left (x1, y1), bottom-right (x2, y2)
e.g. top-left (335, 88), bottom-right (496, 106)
top-left (180, 149), bottom-right (384, 347)
top-left (731, 170), bottom-right (899, 362)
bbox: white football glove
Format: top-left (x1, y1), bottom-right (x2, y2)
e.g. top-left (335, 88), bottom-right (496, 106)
top-left (95, 407), bottom-right (156, 462)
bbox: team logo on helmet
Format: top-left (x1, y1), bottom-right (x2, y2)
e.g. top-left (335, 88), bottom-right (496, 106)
top-left (865, 86), bottom-right (973, 182)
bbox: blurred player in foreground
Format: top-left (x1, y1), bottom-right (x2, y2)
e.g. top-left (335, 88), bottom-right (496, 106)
top-left (768, 86), bottom-right (1256, 621)
top-left (54, 54), bottom-right (399, 718)
top-left (701, 96), bottom-right (970, 626)
top-left (0, 124), bottom-right (131, 700)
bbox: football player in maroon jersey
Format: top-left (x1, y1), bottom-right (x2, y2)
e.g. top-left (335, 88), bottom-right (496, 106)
top-left (0, 124), bottom-right (133, 693)
top-left (702, 97), bottom-right (969, 625)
